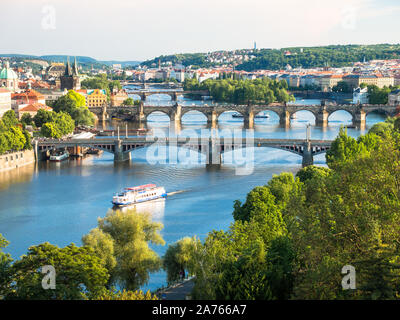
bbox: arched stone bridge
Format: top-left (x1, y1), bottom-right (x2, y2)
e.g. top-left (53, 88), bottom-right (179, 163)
top-left (35, 137), bottom-right (332, 167)
top-left (89, 103), bottom-right (399, 128)
top-left (124, 90), bottom-right (209, 102)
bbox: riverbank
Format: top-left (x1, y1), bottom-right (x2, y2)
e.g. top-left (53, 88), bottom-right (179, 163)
top-left (0, 150), bottom-right (35, 173)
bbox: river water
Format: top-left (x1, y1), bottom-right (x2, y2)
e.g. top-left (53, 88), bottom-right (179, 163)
top-left (0, 92), bottom-right (386, 292)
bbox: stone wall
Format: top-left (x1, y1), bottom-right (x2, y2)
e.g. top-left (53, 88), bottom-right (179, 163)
top-left (0, 150), bottom-right (35, 173)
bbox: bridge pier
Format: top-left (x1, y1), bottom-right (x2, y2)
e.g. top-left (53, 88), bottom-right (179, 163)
top-left (353, 109), bottom-right (366, 129)
top-left (315, 109), bottom-right (328, 127)
top-left (206, 111), bottom-right (218, 129)
top-left (279, 110), bottom-right (290, 127)
top-left (243, 111), bottom-right (254, 129)
top-left (301, 142), bottom-right (313, 167)
top-left (206, 139), bottom-right (222, 169)
top-left (114, 139), bottom-right (131, 162)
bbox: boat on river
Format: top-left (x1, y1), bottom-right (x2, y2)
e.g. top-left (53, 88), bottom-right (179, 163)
top-left (49, 150), bottom-right (69, 162)
top-left (232, 112), bottom-right (269, 119)
top-left (112, 184), bottom-right (167, 206)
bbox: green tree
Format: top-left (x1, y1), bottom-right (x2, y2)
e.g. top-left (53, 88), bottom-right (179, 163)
top-left (0, 234), bottom-right (13, 297)
top-left (163, 237), bottom-right (195, 284)
top-left (83, 209), bottom-right (165, 291)
top-left (7, 243), bottom-right (109, 300)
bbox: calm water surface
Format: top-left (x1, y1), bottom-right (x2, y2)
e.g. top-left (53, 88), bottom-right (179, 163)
top-left (0, 95), bottom-right (386, 291)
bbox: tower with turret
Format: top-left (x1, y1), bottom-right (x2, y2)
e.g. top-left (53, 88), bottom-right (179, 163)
top-left (60, 57), bottom-right (81, 90)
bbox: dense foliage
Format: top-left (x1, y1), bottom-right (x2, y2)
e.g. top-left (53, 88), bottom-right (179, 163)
top-left (81, 74), bottom-right (122, 97)
top-left (0, 208), bottom-right (163, 300)
top-left (82, 209), bottom-right (165, 291)
top-left (0, 111), bottom-right (31, 154)
top-left (236, 44), bottom-right (400, 71)
top-left (184, 78), bottom-right (294, 104)
top-left (141, 53), bottom-right (212, 69)
top-left (161, 117), bottom-right (400, 300)
top-left (52, 90), bottom-right (95, 126)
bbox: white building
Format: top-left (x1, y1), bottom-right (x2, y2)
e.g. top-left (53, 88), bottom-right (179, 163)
top-left (0, 88), bottom-right (11, 117)
top-left (353, 87), bottom-right (369, 104)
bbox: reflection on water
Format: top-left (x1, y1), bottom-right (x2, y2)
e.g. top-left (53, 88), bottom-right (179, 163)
top-left (0, 163), bottom-right (36, 191)
top-left (116, 198), bottom-right (165, 222)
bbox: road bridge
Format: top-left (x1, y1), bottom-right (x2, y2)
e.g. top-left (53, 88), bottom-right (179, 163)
top-left (89, 103), bottom-right (399, 129)
top-left (35, 136), bottom-right (333, 167)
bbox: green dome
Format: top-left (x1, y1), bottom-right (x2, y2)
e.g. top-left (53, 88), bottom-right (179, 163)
top-left (0, 62), bottom-right (18, 80)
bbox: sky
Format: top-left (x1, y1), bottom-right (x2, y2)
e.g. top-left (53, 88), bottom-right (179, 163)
top-left (0, 0), bottom-right (399, 62)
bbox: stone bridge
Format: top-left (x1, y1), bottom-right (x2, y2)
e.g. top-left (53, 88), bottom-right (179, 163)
top-left (89, 103), bottom-right (399, 129)
top-left (124, 90), bottom-right (209, 102)
top-left (35, 137), bottom-right (333, 167)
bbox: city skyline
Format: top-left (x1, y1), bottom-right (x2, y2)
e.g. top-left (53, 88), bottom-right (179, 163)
top-left (0, 0), bottom-right (399, 61)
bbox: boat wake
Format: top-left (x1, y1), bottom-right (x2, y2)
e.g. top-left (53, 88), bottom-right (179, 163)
top-left (167, 189), bottom-right (190, 196)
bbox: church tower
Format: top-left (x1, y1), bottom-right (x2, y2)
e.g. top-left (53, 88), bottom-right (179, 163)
top-left (61, 56), bottom-right (81, 90)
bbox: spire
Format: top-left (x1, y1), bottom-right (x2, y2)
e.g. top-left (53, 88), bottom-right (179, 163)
top-left (73, 56), bottom-right (79, 76)
top-left (65, 57), bottom-right (72, 76)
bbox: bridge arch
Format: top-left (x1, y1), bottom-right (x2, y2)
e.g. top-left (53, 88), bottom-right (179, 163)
top-left (328, 109), bottom-right (353, 123)
top-left (253, 109), bottom-right (280, 122)
top-left (145, 110), bottom-right (171, 121)
top-left (289, 109), bottom-right (317, 124)
top-left (181, 110), bottom-right (208, 123)
top-left (217, 110), bottom-right (245, 123)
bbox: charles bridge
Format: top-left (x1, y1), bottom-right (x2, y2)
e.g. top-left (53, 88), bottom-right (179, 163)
top-left (89, 102), bottom-right (399, 129)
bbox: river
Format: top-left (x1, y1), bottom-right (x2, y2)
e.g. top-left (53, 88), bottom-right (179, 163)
top-left (0, 92), bottom-right (386, 292)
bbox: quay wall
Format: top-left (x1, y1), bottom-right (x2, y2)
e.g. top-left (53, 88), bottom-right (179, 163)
top-left (0, 150), bottom-right (35, 173)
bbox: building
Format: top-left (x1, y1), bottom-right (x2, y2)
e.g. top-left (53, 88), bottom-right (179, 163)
top-left (110, 89), bottom-right (129, 106)
top-left (60, 57), bottom-right (81, 90)
top-left (46, 63), bottom-right (66, 79)
top-left (18, 103), bottom-right (53, 119)
top-left (0, 88), bottom-right (11, 117)
top-left (86, 89), bottom-right (107, 107)
top-left (353, 87), bottom-right (369, 104)
top-left (344, 74), bottom-right (394, 90)
top-left (319, 75), bottom-right (343, 92)
top-left (0, 61), bottom-right (19, 92)
top-left (388, 89), bottom-right (400, 106)
top-left (11, 89), bottom-right (46, 110)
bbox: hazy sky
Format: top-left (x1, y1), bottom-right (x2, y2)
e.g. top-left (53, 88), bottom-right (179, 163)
top-left (0, 0), bottom-right (399, 61)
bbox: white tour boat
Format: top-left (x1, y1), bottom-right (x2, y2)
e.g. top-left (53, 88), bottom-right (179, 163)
top-left (112, 184), bottom-right (167, 206)
top-left (49, 150), bottom-right (69, 162)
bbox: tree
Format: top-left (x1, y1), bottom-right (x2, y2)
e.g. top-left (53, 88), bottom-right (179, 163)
top-left (83, 209), bottom-right (165, 291)
top-left (0, 234), bottom-right (13, 297)
top-left (7, 243), bottom-right (109, 300)
top-left (95, 289), bottom-right (158, 300)
top-left (296, 165), bottom-right (331, 183)
top-left (1, 110), bottom-right (18, 129)
top-left (163, 237), bottom-right (195, 284)
top-left (332, 81), bottom-right (351, 93)
top-left (41, 122), bottom-right (61, 138)
top-left (53, 90), bottom-right (94, 126)
top-left (20, 113), bottom-right (33, 127)
top-left (33, 109), bottom-right (55, 128)
top-left (122, 97), bottom-right (134, 106)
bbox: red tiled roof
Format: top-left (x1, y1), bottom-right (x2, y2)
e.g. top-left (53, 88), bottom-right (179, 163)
top-left (19, 103), bottom-right (52, 112)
